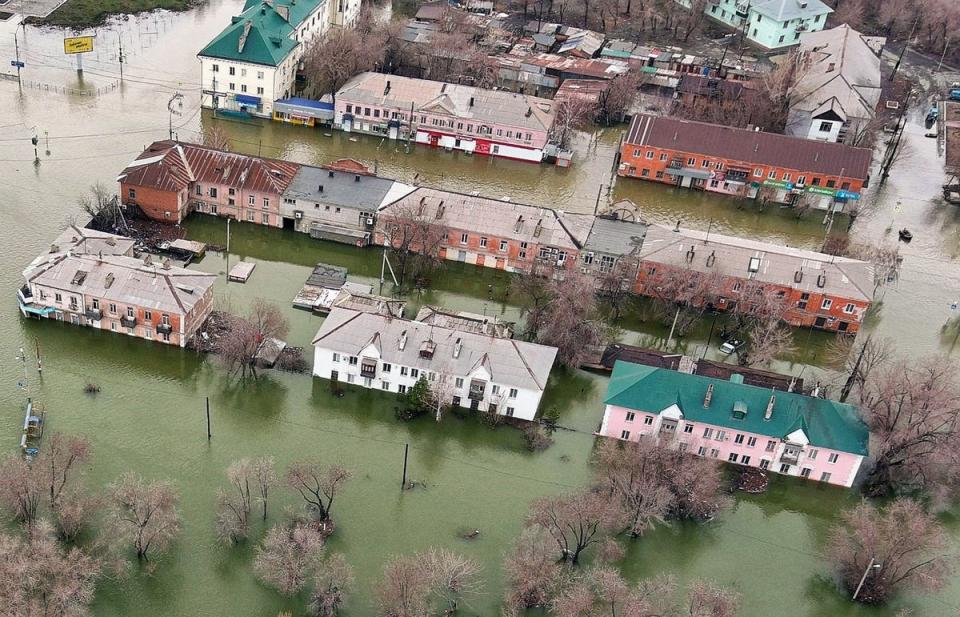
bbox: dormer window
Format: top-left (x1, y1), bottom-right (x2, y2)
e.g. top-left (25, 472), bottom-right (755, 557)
top-left (748, 257), bottom-right (761, 273)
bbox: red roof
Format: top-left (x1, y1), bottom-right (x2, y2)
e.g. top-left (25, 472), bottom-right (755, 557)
top-left (119, 141), bottom-right (301, 196)
top-left (625, 114), bottom-right (872, 180)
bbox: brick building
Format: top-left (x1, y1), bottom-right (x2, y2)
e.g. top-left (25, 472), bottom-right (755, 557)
top-left (118, 141), bottom-right (301, 225)
top-left (618, 114), bottom-right (873, 212)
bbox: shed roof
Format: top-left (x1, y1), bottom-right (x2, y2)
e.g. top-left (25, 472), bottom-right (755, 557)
top-left (313, 308), bottom-right (557, 392)
top-left (624, 113), bottom-right (872, 179)
top-left (605, 361), bottom-right (867, 455)
top-left (583, 217), bottom-right (648, 256)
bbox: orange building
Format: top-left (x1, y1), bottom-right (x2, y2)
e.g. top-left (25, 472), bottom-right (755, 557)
top-left (618, 114), bottom-right (872, 212)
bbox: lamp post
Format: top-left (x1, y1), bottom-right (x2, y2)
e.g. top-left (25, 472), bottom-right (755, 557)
top-left (852, 558), bottom-right (881, 601)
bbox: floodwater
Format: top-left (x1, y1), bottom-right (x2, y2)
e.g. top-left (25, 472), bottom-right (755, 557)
top-left (2, 2), bottom-right (960, 616)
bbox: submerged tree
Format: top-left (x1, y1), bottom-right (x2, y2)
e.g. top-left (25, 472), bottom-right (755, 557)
top-left (378, 200), bottom-right (449, 287)
top-left (286, 461), bottom-right (352, 524)
top-left (375, 549), bottom-right (482, 617)
top-left (0, 455), bottom-right (44, 527)
top-left (201, 123), bottom-right (231, 151)
top-left (526, 490), bottom-right (622, 564)
top-left (827, 499), bottom-right (951, 604)
top-left (79, 182), bottom-right (125, 232)
top-left (254, 520), bottom-right (327, 596)
top-left (218, 299), bottom-right (290, 379)
top-left (215, 459), bottom-right (254, 545)
top-left (503, 527), bottom-right (566, 613)
top-left (310, 553), bottom-right (354, 617)
top-left (43, 432), bottom-right (92, 510)
top-left (107, 473), bottom-right (181, 561)
top-left (535, 270), bottom-right (609, 369)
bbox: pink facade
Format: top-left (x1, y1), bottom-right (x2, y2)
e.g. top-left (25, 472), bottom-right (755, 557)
top-left (599, 404), bottom-right (864, 488)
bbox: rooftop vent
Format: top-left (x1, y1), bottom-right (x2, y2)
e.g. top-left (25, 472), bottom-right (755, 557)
top-left (419, 340), bottom-right (436, 359)
top-left (674, 219), bottom-right (681, 232)
top-left (748, 256), bottom-right (760, 273)
top-left (703, 383), bottom-right (714, 408)
top-left (514, 216), bottom-right (524, 233)
top-left (318, 184), bottom-right (324, 193)
top-left (105, 273), bottom-right (115, 289)
top-left (384, 80), bottom-right (391, 95)
top-left (144, 255), bottom-right (153, 266)
top-left (794, 270), bottom-right (802, 283)
top-left (49, 244), bottom-right (59, 253)
top-left (453, 337), bottom-right (462, 358)
top-left (399, 330), bottom-right (408, 351)
top-left (354, 174), bottom-right (361, 182)
top-left (71, 270), bottom-right (88, 286)
top-left (469, 96), bottom-right (475, 107)
top-left (706, 251), bottom-right (716, 267)
top-left (816, 273), bottom-right (826, 288)
top-left (533, 219), bottom-right (543, 238)
top-left (328, 170), bottom-right (335, 178)
top-left (161, 258), bottom-right (172, 270)
top-left (733, 400), bottom-right (748, 419)
top-left (175, 284), bottom-right (195, 294)
top-left (685, 245), bottom-right (696, 263)
top-left (525, 107), bottom-right (532, 117)
top-left (764, 394), bottom-right (776, 420)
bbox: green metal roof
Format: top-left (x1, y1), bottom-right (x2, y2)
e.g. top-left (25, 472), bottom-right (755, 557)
top-left (199, 0), bottom-right (327, 66)
top-left (604, 361), bottom-right (869, 456)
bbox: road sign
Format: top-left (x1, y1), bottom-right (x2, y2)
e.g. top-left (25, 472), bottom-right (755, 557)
top-left (10, 60), bottom-right (24, 68)
top-left (63, 36), bottom-right (94, 55)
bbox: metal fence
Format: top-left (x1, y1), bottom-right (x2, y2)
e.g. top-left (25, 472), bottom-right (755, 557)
top-left (0, 72), bottom-right (120, 96)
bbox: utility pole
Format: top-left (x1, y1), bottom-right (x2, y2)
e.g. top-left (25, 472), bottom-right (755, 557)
top-left (205, 396), bottom-right (212, 440)
top-left (118, 31), bottom-right (125, 81)
top-left (401, 443), bottom-right (409, 489)
top-left (938, 34), bottom-right (952, 73)
top-left (167, 91), bottom-right (184, 140)
top-left (890, 16), bottom-right (919, 81)
top-left (13, 30), bottom-right (23, 88)
top-left (852, 557), bottom-right (880, 601)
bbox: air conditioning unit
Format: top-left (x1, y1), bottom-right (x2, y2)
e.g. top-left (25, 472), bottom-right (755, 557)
top-left (366, 217), bottom-right (375, 225)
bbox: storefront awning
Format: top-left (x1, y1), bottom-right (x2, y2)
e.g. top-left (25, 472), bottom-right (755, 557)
top-left (235, 94), bottom-right (262, 106)
top-left (274, 97), bottom-right (334, 120)
top-left (672, 167), bottom-right (712, 180)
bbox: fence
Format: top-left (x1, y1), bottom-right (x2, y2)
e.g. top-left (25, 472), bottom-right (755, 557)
top-left (0, 73), bottom-right (120, 97)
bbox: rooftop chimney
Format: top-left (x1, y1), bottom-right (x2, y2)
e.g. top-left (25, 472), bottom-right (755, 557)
top-left (764, 394), bottom-right (776, 420)
top-left (161, 258), bottom-right (172, 270)
top-left (703, 383), bottom-right (714, 408)
top-left (469, 96), bottom-right (475, 107)
top-left (399, 330), bottom-right (408, 351)
top-left (384, 80), bottom-right (391, 95)
top-left (105, 273), bottom-right (115, 289)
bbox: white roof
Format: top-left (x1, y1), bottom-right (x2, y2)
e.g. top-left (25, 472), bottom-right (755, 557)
top-left (312, 308), bottom-right (557, 392)
top-left (751, 0), bottom-right (832, 21)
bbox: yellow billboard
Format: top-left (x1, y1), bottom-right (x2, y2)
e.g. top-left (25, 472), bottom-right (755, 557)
top-left (63, 36), bottom-right (94, 55)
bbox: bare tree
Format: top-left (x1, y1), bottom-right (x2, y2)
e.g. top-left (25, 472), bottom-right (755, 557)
top-left (0, 455), bottom-right (43, 527)
top-left (727, 281), bottom-right (794, 367)
top-left (107, 473), bottom-right (181, 561)
top-left (647, 266), bottom-right (724, 338)
top-left (310, 553), bottom-right (354, 617)
top-left (54, 489), bottom-right (100, 542)
top-left (216, 459), bottom-right (254, 545)
top-left (79, 182), bottom-right (124, 232)
top-left (301, 13), bottom-right (384, 101)
top-left (503, 527), bottom-right (566, 613)
top-left (527, 490), bottom-right (622, 564)
top-left (254, 520), bottom-right (327, 596)
top-left (423, 548), bottom-right (482, 613)
top-left (201, 123), bottom-right (231, 151)
top-left (376, 553), bottom-right (432, 617)
top-left (218, 299), bottom-right (290, 379)
top-left (511, 262), bottom-right (554, 340)
top-left (378, 201), bottom-right (449, 287)
top-left (536, 270), bottom-right (609, 369)
top-left (596, 72), bottom-right (641, 125)
top-left (43, 432), bottom-right (91, 509)
top-left (858, 358), bottom-right (960, 500)
top-left (826, 335), bottom-right (893, 403)
top-left (253, 456), bottom-right (276, 522)
top-left (550, 96), bottom-right (596, 151)
top-left (827, 499), bottom-right (951, 604)
top-left (286, 461), bottom-right (352, 524)
top-left (427, 371), bottom-right (458, 422)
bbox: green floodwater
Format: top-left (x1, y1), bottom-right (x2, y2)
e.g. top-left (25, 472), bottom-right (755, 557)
top-left (2, 1), bottom-right (960, 615)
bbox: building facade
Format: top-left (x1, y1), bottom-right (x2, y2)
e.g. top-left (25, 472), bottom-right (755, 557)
top-left (687, 0), bottom-right (832, 49)
top-left (198, 0), bottom-right (332, 118)
top-left (19, 229), bottom-right (216, 348)
top-left (598, 361), bottom-right (868, 487)
top-left (375, 187), bottom-right (593, 273)
top-left (119, 141), bottom-right (301, 226)
top-left (618, 114), bottom-right (872, 212)
top-left (312, 308), bottom-right (558, 421)
top-left (334, 73), bottom-right (556, 163)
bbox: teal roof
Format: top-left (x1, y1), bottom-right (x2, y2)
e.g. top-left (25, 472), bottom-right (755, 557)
top-left (199, 0), bottom-right (327, 66)
top-left (604, 361), bottom-right (869, 456)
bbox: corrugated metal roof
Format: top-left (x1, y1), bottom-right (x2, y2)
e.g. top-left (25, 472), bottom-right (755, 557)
top-left (625, 114), bottom-right (872, 179)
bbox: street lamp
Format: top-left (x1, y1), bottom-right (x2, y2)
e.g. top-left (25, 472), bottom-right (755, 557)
top-left (852, 558), bottom-right (882, 601)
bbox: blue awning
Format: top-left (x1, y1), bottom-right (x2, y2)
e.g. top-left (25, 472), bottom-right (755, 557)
top-left (235, 94), bottom-right (262, 106)
top-left (273, 97), bottom-right (334, 120)
top-left (20, 302), bottom-right (55, 316)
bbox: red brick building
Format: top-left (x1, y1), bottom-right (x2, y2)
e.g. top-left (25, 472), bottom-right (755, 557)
top-left (375, 187), bottom-right (593, 274)
top-left (634, 224), bottom-right (874, 333)
top-left (118, 141), bottom-right (301, 225)
top-left (618, 114), bottom-right (873, 211)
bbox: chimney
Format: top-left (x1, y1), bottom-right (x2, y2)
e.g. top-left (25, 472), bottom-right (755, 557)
top-left (161, 258), bottom-right (172, 270)
top-left (525, 107), bottom-right (532, 117)
top-left (453, 337), bottom-right (462, 358)
top-left (318, 184), bottom-right (324, 193)
top-left (105, 273), bottom-right (115, 289)
top-left (764, 394), bottom-right (776, 420)
top-left (514, 215), bottom-right (524, 232)
top-left (469, 96), bottom-right (475, 107)
top-left (816, 273), bottom-right (826, 288)
top-left (50, 244), bottom-right (59, 253)
top-left (703, 383), bottom-right (714, 408)
top-left (385, 80), bottom-right (391, 95)
top-left (673, 219), bottom-right (681, 232)
top-left (399, 330), bottom-right (408, 351)
top-left (143, 255), bottom-right (153, 266)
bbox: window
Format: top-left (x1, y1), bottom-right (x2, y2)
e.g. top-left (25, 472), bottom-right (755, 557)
top-left (381, 381), bottom-right (390, 390)
top-left (734, 433), bottom-right (745, 444)
top-left (843, 303), bottom-right (855, 314)
top-left (768, 169), bottom-right (777, 179)
top-left (780, 463), bottom-right (791, 473)
top-left (797, 175), bottom-right (806, 185)
top-left (455, 377), bottom-right (464, 388)
top-left (492, 385), bottom-right (500, 395)
top-left (826, 179), bottom-right (836, 188)
top-left (778, 35), bottom-right (785, 43)
top-left (196, 185), bottom-right (203, 196)
top-left (382, 363), bottom-right (391, 373)
top-left (248, 195), bottom-right (255, 205)
top-left (263, 198), bottom-right (270, 210)
top-left (828, 453), bottom-right (839, 464)
top-left (92, 298), bottom-right (100, 310)
top-left (765, 440), bottom-right (776, 452)
top-left (641, 169), bottom-right (650, 177)
top-left (807, 449), bottom-right (817, 460)
top-left (625, 412), bottom-right (636, 422)
top-left (240, 84), bottom-right (247, 93)
top-left (257, 87), bottom-right (264, 95)
top-left (645, 150), bottom-right (654, 159)
top-left (687, 157), bottom-right (696, 166)
top-left (715, 161), bottom-right (723, 170)
top-left (126, 307), bottom-right (135, 318)
top-left (728, 453), bottom-right (738, 463)
top-left (747, 436), bottom-right (757, 447)
top-left (400, 367), bottom-right (408, 376)
top-left (741, 456), bottom-right (751, 465)
top-left (643, 416), bottom-right (653, 425)
top-left (655, 171), bottom-right (664, 179)
top-left (257, 71), bottom-right (264, 79)
top-left (820, 472), bottom-right (832, 482)
top-left (228, 82), bottom-right (235, 91)
top-left (620, 430), bottom-right (631, 440)
top-left (247, 211), bottom-right (255, 222)
top-left (702, 159), bottom-right (710, 168)
top-left (683, 424), bottom-right (694, 434)
top-left (332, 353), bottom-right (340, 363)
top-left (505, 407), bottom-right (515, 417)
top-left (212, 64), bottom-right (219, 72)
top-left (346, 374), bottom-right (355, 384)
top-left (348, 356), bottom-right (358, 365)
top-left (818, 122), bottom-right (833, 132)
top-left (479, 237), bottom-right (488, 248)
top-left (460, 233), bottom-right (468, 244)
top-left (801, 468), bottom-right (812, 478)
top-left (659, 153), bottom-right (668, 161)
top-left (509, 388), bottom-right (518, 398)
top-left (410, 369), bottom-right (419, 378)
top-left (710, 449), bottom-right (720, 458)
top-left (262, 213), bottom-right (269, 224)
top-left (698, 446), bottom-right (707, 456)
top-left (782, 172), bottom-right (791, 181)
top-left (753, 167), bottom-right (763, 177)
top-left (821, 298), bottom-right (832, 310)
top-left (499, 240), bottom-right (508, 252)
top-left (228, 66), bottom-right (235, 76)
top-left (128, 188), bottom-right (136, 200)
top-left (716, 430), bottom-right (726, 441)
top-left (703, 427), bottom-right (714, 439)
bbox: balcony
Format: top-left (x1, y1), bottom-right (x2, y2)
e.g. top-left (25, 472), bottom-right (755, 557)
top-left (468, 380), bottom-right (486, 401)
top-left (668, 158), bottom-right (684, 170)
top-left (780, 451), bottom-right (800, 465)
top-left (157, 322), bottom-right (173, 335)
top-left (85, 308), bottom-right (102, 321)
top-left (360, 361), bottom-right (377, 379)
top-left (120, 315), bottom-right (137, 328)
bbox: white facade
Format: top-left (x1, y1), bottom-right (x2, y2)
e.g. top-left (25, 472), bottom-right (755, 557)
top-left (412, 130), bottom-right (545, 163)
top-left (329, 0), bottom-right (361, 28)
top-left (312, 309), bottom-right (558, 421)
top-left (199, 59), bottom-right (284, 117)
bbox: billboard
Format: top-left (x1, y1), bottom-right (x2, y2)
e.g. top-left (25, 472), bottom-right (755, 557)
top-left (64, 36), bottom-right (94, 55)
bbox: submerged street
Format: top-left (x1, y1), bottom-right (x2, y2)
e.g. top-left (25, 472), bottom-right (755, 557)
top-left (2, 2), bottom-right (960, 616)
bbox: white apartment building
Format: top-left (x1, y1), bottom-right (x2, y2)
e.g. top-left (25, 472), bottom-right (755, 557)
top-left (312, 308), bottom-right (558, 421)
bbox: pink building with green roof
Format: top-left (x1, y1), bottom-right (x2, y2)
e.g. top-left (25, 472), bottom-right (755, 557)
top-left (598, 361), bottom-right (869, 487)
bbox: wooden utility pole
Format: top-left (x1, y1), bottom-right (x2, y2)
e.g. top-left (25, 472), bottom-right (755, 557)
top-left (206, 397), bottom-right (212, 440)
top-left (401, 443), bottom-right (409, 489)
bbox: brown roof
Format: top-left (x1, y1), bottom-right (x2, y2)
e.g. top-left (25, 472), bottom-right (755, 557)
top-left (625, 113), bottom-right (872, 180)
top-left (118, 141), bottom-right (301, 196)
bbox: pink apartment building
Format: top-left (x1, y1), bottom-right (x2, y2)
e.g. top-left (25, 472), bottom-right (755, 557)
top-left (334, 72), bottom-right (556, 163)
top-left (598, 361), bottom-right (869, 488)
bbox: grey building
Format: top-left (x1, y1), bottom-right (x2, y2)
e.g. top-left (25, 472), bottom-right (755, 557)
top-left (581, 216), bottom-right (647, 286)
top-left (280, 163), bottom-right (415, 245)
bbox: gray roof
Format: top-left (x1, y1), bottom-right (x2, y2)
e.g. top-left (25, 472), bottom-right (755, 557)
top-left (752, 0), bottom-right (832, 21)
top-left (27, 254), bottom-right (215, 314)
top-left (337, 72), bottom-right (555, 134)
top-left (378, 187), bottom-right (593, 250)
top-left (306, 263), bottom-right (348, 289)
top-left (789, 24), bottom-right (883, 123)
top-left (584, 217), bottom-right (648, 256)
top-left (285, 166), bottom-right (405, 210)
top-left (313, 308), bottom-right (557, 392)
top-left (638, 224), bottom-right (874, 302)
top-left (51, 226), bottom-right (136, 258)
top-left (332, 289), bottom-right (406, 318)
top-left (414, 305), bottom-right (513, 338)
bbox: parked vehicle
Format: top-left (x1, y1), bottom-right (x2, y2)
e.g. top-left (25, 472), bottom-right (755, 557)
top-left (899, 228), bottom-right (913, 242)
top-left (926, 106), bottom-right (939, 123)
top-left (949, 89), bottom-right (960, 102)
top-left (720, 339), bottom-right (744, 354)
